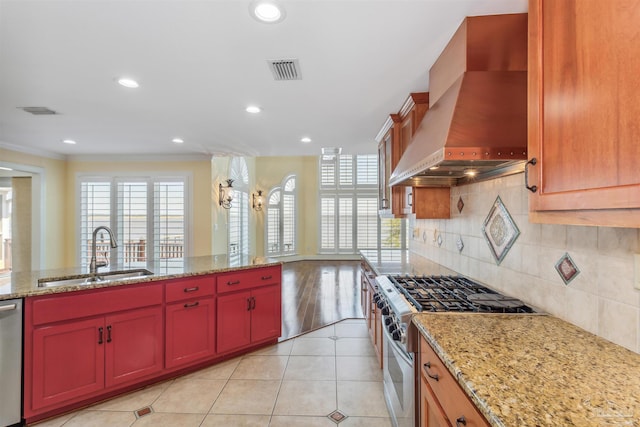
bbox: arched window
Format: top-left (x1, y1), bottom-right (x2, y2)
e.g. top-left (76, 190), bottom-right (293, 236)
top-left (266, 175), bottom-right (296, 256)
top-left (228, 158), bottom-right (249, 256)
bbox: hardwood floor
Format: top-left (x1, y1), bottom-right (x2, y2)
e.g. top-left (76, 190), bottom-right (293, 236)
top-left (280, 260), bottom-right (363, 339)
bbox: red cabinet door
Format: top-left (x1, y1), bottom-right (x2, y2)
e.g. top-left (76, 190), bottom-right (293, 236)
top-left (250, 285), bottom-right (281, 343)
top-left (165, 297), bottom-right (216, 369)
top-left (216, 291), bottom-right (251, 354)
top-left (104, 306), bottom-right (164, 388)
top-left (31, 317), bottom-right (105, 410)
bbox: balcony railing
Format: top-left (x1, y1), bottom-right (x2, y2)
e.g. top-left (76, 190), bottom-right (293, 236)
top-left (90, 238), bottom-right (183, 263)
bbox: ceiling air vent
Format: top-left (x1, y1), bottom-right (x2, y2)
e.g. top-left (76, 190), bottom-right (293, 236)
top-left (19, 106), bottom-right (58, 115)
top-left (267, 59), bottom-right (301, 81)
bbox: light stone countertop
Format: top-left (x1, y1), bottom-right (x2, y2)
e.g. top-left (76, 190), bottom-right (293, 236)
top-left (0, 254), bottom-right (281, 301)
top-left (412, 313), bottom-right (640, 427)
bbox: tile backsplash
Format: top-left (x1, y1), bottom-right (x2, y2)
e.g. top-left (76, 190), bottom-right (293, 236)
top-left (410, 173), bottom-right (640, 354)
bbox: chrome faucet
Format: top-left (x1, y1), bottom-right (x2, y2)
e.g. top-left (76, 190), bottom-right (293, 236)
top-left (89, 226), bottom-right (118, 274)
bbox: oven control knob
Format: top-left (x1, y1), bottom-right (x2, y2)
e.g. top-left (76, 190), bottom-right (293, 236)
top-left (381, 306), bottom-right (390, 315)
top-left (392, 329), bottom-right (403, 341)
top-left (387, 323), bottom-right (398, 335)
top-left (384, 317), bottom-right (393, 326)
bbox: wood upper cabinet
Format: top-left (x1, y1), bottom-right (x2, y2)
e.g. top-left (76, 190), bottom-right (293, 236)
top-left (528, 0), bottom-right (640, 227)
top-left (377, 93), bottom-right (430, 218)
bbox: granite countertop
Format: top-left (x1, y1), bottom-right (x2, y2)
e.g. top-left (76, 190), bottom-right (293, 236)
top-left (360, 250), bottom-right (456, 276)
top-left (0, 254), bottom-right (281, 301)
top-left (412, 313), bottom-right (640, 427)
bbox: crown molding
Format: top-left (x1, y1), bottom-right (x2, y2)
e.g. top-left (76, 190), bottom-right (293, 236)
top-left (0, 142), bottom-right (67, 160)
top-left (66, 153), bottom-right (212, 162)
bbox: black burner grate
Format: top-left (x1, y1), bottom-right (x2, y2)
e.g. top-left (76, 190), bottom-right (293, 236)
top-left (389, 275), bottom-right (534, 313)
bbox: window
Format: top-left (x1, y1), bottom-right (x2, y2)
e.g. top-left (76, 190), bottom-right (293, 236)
top-left (79, 175), bottom-right (189, 272)
top-left (228, 158), bottom-right (250, 256)
top-left (319, 154), bottom-right (406, 254)
top-left (265, 175), bottom-right (296, 256)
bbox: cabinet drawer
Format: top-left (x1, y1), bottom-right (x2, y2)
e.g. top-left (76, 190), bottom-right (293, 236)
top-left (420, 336), bottom-right (489, 427)
top-left (31, 283), bottom-right (163, 326)
top-left (216, 266), bottom-right (280, 294)
top-left (165, 276), bottom-right (215, 303)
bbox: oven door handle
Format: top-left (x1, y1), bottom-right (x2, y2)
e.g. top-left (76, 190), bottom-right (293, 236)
top-left (382, 316), bottom-right (413, 365)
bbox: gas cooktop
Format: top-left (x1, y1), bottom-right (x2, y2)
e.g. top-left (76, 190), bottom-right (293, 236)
top-left (389, 275), bottom-right (535, 314)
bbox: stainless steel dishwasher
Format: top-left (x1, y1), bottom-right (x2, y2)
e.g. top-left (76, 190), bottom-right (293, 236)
top-left (0, 299), bottom-right (22, 427)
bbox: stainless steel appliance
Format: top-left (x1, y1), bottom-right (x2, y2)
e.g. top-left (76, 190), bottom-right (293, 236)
top-left (375, 275), bottom-right (535, 427)
top-left (0, 299), bottom-right (22, 427)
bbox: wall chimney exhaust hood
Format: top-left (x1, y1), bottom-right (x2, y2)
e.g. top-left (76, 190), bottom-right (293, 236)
top-left (389, 13), bottom-right (528, 188)
top-left (389, 70), bottom-right (527, 187)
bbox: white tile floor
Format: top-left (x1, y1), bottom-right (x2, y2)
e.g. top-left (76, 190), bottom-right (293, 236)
top-left (32, 319), bottom-right (392, 427)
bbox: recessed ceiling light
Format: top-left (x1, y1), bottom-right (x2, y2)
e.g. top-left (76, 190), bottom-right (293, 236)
top-left (172, 138), bottom-right (184, 144)
top-left (250, 0), bottom-right (285, 23)
top-left (301, 137), bottom-right (312, 143)
top-left (62, 139), bottom-right (76, 145)
top-left (246, 105), bottom-right (261, 114)
top-left (117, 77), bottom-right (140, 88)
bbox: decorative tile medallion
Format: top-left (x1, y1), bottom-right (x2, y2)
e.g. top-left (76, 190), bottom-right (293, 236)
top-left (482, 196), bottom-right (520, 265)
top-left (437, 234), bottom-right (443, 247)
top-left (555, 253), bottom-right (580, 285)
top-left (327, 410), bottom-right (348, 424)
top-left (456, 235), bottom-right (464, 253)
top-left (134, 406), bottom-right (153, 418)
top-left (457, 196), bottom-right (465, 213)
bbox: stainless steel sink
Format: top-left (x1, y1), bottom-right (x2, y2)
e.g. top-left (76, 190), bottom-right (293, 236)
top-left (37, 269), bottom-right (154, 288)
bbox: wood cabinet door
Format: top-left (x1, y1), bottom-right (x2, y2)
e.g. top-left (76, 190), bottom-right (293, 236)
top-left (217, 291), bottom-right (252, 353)
top-left (420, 378), bottom-right (451, 427)
top-left (250, 285), bottom-right (281, 343)
top-left (104, 306), bottom-right (164, 388)
top-left (31, 317), bottom-right (105, 410)
top-left (528, 0), bottom-right (640, 226)
top-left (165, 297), bottom-right (216, 369)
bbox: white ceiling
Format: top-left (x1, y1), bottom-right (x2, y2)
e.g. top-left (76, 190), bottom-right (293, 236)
top-left (0, 0), bottom-right (527, 159)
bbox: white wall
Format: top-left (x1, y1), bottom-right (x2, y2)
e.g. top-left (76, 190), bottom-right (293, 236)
top-left (410, 173), bottom-right (640, 353)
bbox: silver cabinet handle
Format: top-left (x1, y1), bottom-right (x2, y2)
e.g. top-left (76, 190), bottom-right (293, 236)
top-left (0, 303), bottom-right (17, 312)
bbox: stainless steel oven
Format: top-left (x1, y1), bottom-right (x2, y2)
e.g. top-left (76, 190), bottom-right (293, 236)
top-left (375, 274), bottom-right (538, 427)
top-left (382, 314), bottom-right (414, 427)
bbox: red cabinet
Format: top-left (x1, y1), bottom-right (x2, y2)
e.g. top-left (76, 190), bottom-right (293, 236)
top-left (25, 283), bottom-right (163, 416)
top-left (31, 317), bottom-right (105, 410)
top-left (105, 307), bottom-right (163, 387)
top-left (24, 265), bottom-right (282, 423)
top-left (165, 276), bottom-right (216, 369)
top-left (216, 266), bottom-right (282, 354)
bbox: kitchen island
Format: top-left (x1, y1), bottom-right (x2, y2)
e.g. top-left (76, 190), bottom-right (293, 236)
top-left (413, 313), bottom-right (640, 426)
top-left (10, 255), bottom-right (282, 424)
top-left (0, 254), bottom-right (280, 300)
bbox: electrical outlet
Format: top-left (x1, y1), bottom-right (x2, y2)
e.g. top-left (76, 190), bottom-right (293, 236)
top-left (635, 254), bottom-right (640, 290)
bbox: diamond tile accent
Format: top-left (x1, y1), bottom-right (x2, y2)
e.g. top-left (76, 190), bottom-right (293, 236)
top-left (481, 196), bottom-right (520, 265)
top-left (555, 253), bottom-right (580, 285)
top-left (328, 335), bottom-right (339, 341)
top-left (134, 406), bottom-right (153, 418)
top-left (457, 196), bottom-right (465, 213)
top-left (456, 235), bottom-right (464, 253)
top-left (327, 409), bottom-right (348, 423)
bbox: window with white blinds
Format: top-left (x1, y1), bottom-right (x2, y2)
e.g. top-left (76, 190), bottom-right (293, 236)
top-left (319, 154), bottom-right (406, 254)
top-left (265, 175), bottom-right (296, 256)
top-left (79, 175), bottom-right (188, 271)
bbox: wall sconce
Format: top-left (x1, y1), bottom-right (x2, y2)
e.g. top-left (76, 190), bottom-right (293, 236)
top-left (219, 179), bottom-right (234, 209)
top-left (252, 190), bottom-right (263, 211)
